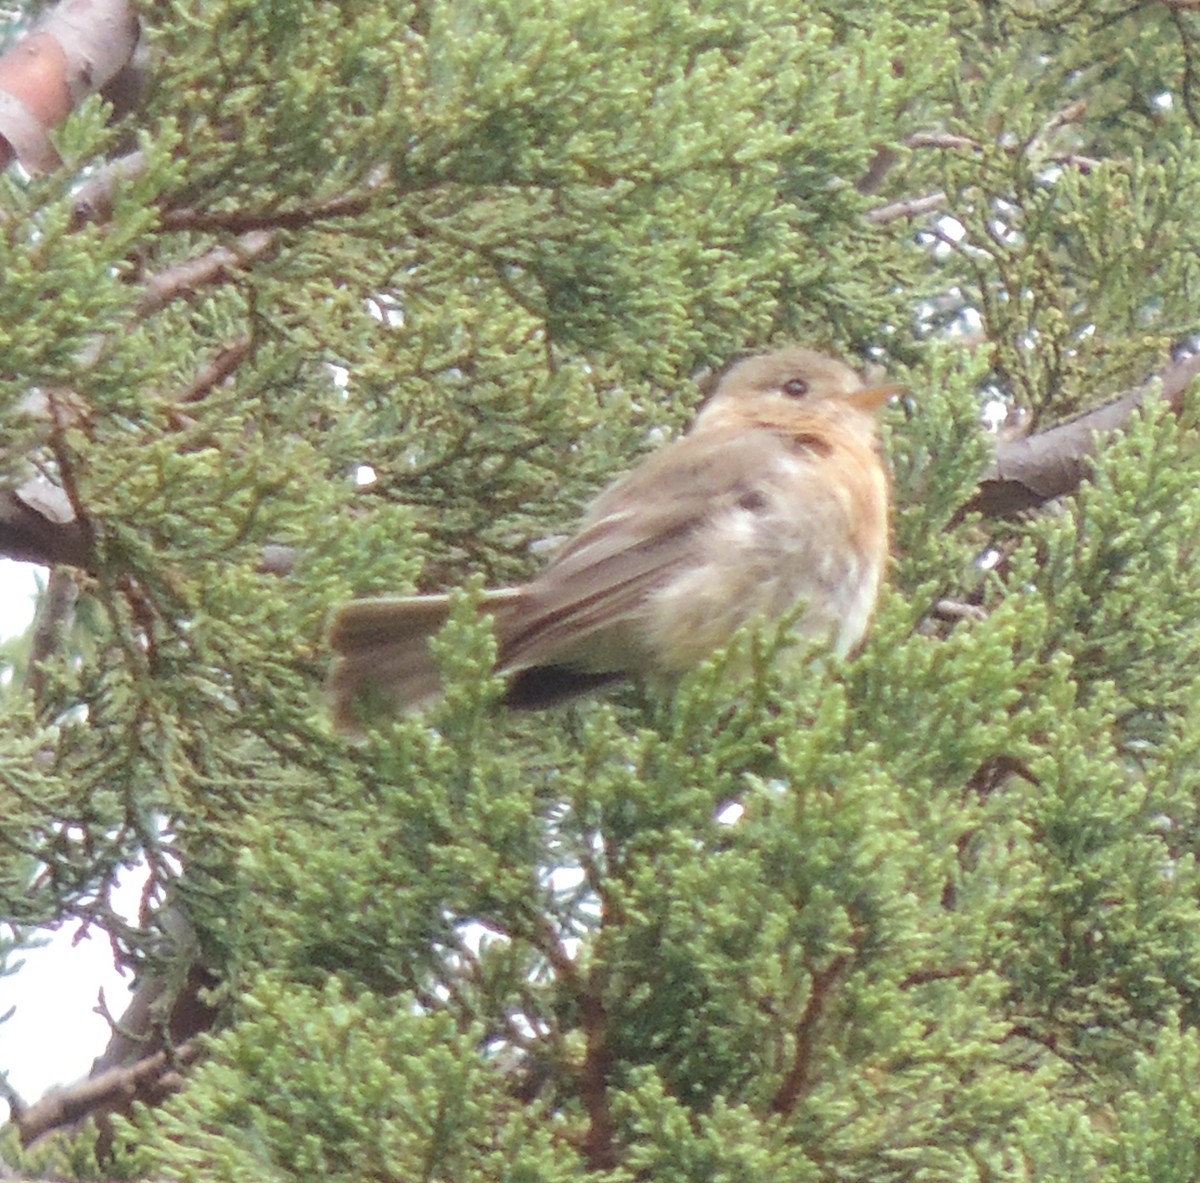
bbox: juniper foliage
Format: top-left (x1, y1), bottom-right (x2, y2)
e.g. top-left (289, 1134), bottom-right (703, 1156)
top-left (3, 1), bottom-right (1200, 1179)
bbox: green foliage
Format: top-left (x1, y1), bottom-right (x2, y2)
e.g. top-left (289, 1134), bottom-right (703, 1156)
top-left (5, 0), bottom-right (1200, 1178)
top-left (117, 975), bottom-right (583, 1181)
top-left (927, 5), bottom-right (1200, 422)
top-left (1110, 1021), bottom-right (1200, 1183)
top-left (1033, 392), bottom-right (1200, 745)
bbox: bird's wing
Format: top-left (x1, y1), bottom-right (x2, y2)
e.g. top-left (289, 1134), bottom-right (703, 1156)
top-left (496, 425), bottom-right (823, 674)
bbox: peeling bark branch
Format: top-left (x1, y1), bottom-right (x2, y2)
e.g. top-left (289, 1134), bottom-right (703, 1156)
top-left (0, 0), bottom-right (140, 175)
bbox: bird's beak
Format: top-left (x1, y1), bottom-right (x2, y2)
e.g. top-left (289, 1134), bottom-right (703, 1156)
top-left (848, 382), bottom-right (906, 412)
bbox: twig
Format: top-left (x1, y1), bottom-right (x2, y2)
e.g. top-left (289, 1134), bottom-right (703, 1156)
top-left (899, 965), bottom-right (974, 989)
top-left (1037, 99), bottom-right (1088, 141)
top-left (1, 1069), bottom-right (25, 1118)
top-left (1048, 153), bottom-right (1104, 174)
top-left (931, 598), bottom-right (988, 623)
top-left (528, 914), bottom-right (616, 1170)
top-left (164, 336), bottom-right (256, 431)
top-left (866, 191), bottom-right (947, 225)
top-left (22, 568), bottom-right (78, 702)
top-left (768, 953), bottom-right (850, 1117)
top-left (173, 336), bottom-right (254, 404)
top-left (160, 166), bottom-right (392, 235)
top-left (905, 131), bottom-right (981, 151)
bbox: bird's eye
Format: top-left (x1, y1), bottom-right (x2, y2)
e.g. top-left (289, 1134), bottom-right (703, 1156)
top-left (782, 377), bottom-right (809, 399)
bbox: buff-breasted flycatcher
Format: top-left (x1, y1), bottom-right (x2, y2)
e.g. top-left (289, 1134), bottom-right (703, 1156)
top-left (328, 347), bottom-right (897, 726)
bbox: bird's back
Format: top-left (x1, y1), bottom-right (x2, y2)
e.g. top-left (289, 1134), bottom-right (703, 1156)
top-left (496, 410), bottom-right (888, 680)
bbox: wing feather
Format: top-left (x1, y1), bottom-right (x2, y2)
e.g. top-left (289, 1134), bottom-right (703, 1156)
top-left (495, 426), bottom-right (825, 675)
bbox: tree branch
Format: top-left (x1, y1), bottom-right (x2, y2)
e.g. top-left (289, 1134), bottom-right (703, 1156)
top-left (70, 150), bottom-right (147, 228)
top-left (0, 481), bottom-right (93, 568)
top-left (136, 229), bottom-right (278, 316)
top-left (964, 352), bottom-right (1200, 517)
top-left (15, 1039), bottom-right (200, 1146)
top-left (0, 0), bottom-right (139, 175)
top-left (4, 354), bottom-right (1200, 572)
top-left (22, 567), bottom-right (78, 702)
top-left (159, 166), bottom-right (392, 235)
top-left (866, 191), bottom-right (947, 225)
top-left (526, 913), bottom-right (617, 1171)
top-left (173, 336), bottom-right (254, 405)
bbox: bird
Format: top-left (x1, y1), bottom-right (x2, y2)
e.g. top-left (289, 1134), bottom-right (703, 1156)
top-left (328, 347), bottom-right (898, 729)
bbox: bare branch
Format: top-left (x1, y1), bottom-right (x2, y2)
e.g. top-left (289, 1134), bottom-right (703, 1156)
top-left (964, 353), bottom-right (1200, 517)
top-left (135, 230), bottom-right (278, 316)
top-left (16, 1041), bottom-right (200, 1146)
top-left (866, 191), bottom-right (947, 225)
top-left (0, 482), bottom-right (93, 569)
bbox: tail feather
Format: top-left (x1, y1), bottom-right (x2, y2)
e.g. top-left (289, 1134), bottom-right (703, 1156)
top-left (328, 594), bottom-right (455, 653)
top-left (327, 590), bottom-right (522, 730)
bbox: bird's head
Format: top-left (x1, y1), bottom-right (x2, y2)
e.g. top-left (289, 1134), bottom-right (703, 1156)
top-left (708, 347), bottom-right (902, 415)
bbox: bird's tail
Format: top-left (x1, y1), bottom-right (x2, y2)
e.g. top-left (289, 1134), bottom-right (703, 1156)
top-left (326, 590), bottom-right (521, 731)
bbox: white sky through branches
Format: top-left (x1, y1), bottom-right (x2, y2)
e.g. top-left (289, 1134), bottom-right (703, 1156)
top-left (0, 559), bottom-right (130, 1100)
